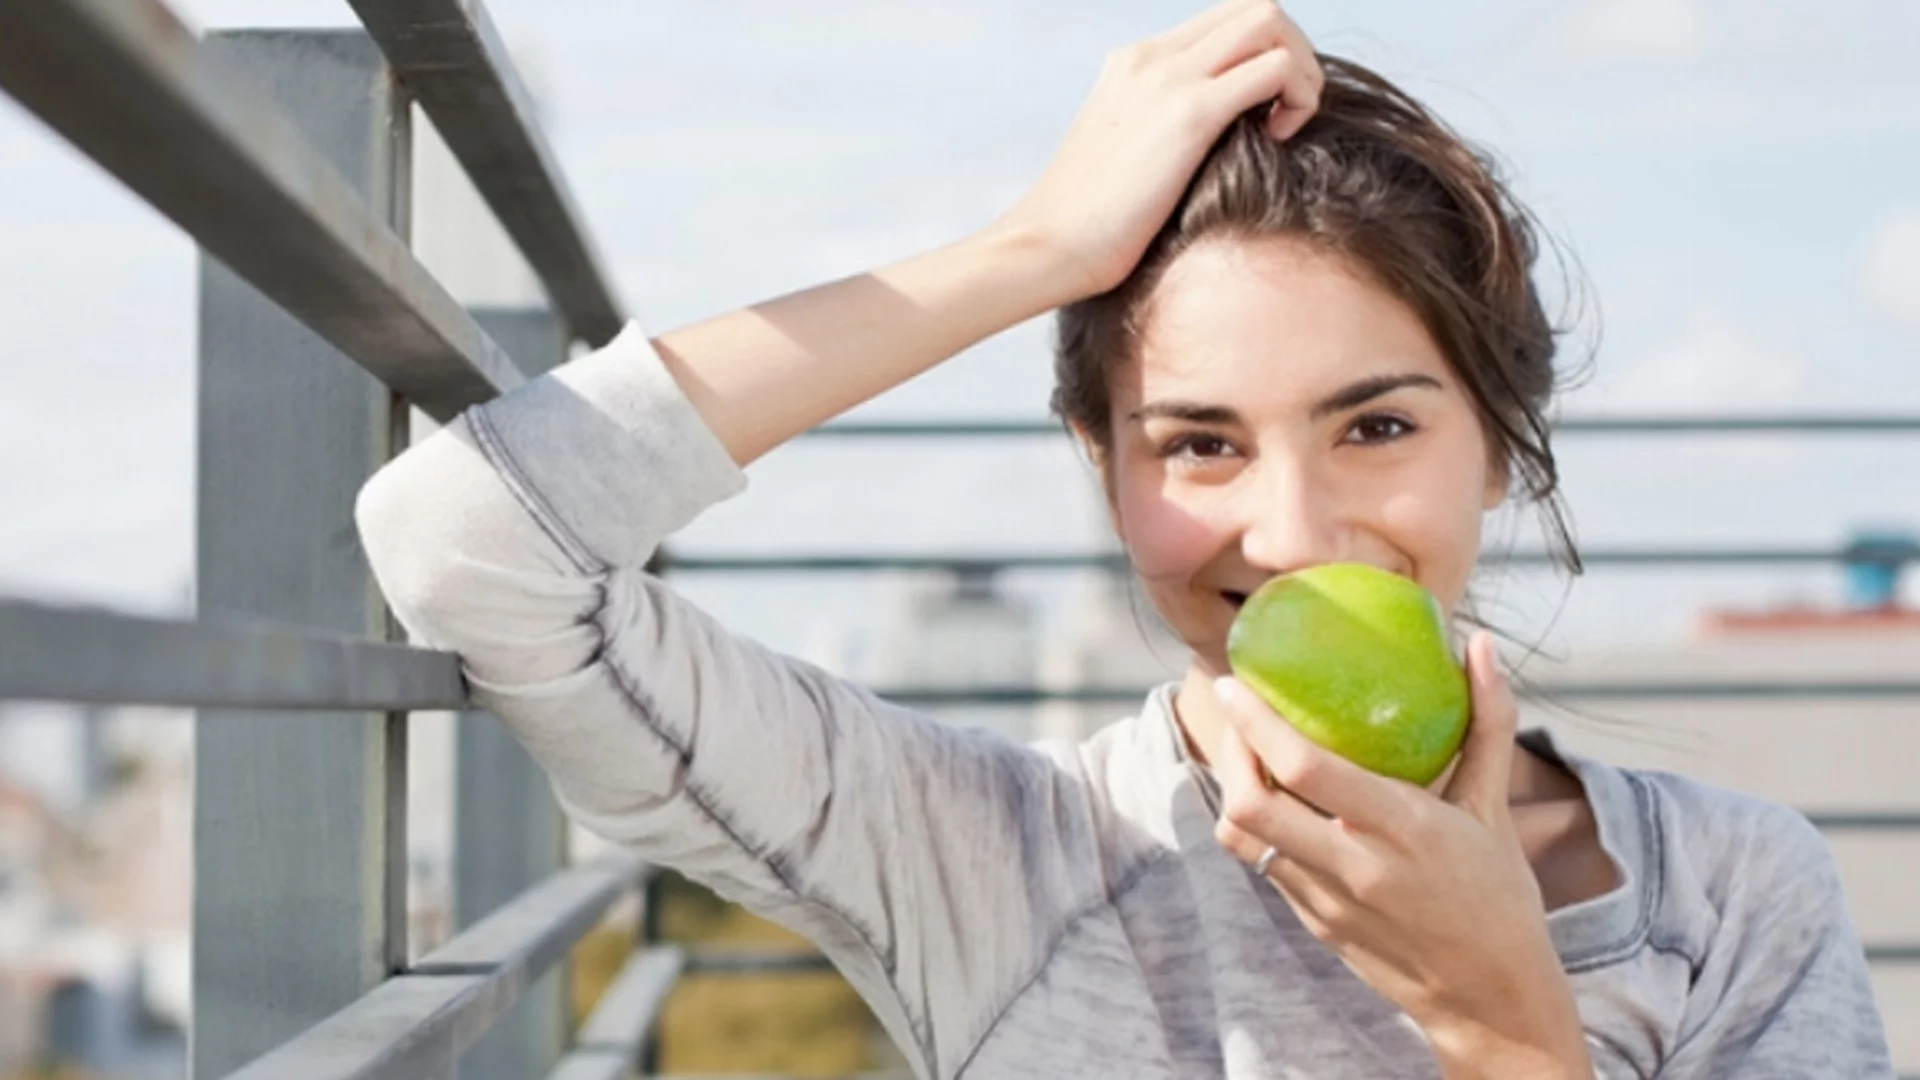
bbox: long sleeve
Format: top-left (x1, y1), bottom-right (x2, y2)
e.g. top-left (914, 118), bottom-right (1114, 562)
top-left (1658, 805), bottom-right (1894, 1078)
top-left (353, 323), bottom-right (1103, 1080)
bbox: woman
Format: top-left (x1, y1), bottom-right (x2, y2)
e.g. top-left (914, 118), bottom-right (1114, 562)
top-left (355, 2), bottom-right (1893, 1075)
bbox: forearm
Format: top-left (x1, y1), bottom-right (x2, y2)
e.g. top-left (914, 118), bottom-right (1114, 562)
top-left (1422, 988), bottom-right (1593, 1080)
top-left (652, 223), bottom-right (1078, 467)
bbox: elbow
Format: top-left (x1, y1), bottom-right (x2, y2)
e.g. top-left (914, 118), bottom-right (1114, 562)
top-left (354, 417), bottom-right (513, 650)
top-left (354, 417), bottom-right (602, 680)
top-left (354, 434), bottom-right (465, 647)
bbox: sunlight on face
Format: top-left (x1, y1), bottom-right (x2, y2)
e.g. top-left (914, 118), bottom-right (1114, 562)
top-left (1095, 236), bottom-right (1506, 675)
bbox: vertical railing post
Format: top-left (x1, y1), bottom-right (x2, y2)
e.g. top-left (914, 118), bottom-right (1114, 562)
top-left (191, 30), bottom-right (411, 1080)
top-left (638, 870), bottom-right (668, 1075)
top-left (454, 307), bottom-right (570, 1080)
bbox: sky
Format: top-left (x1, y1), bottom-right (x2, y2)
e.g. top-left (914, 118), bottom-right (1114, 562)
top-left (1, 0), bottom-right (1918, 665)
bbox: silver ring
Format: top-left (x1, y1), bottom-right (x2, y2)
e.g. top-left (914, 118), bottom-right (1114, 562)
top-left (1252, 845), bottom-right (1279, 876)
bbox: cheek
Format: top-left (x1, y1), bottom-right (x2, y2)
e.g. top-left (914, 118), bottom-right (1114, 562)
top-left (1111, 470), bottom-right (1225, 586)
top-left (1379, 463), bottom-right (1487, 612)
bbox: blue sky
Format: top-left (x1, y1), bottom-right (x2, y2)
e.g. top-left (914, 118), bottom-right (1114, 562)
top-left (1, 0), bottom-right (1916, 657)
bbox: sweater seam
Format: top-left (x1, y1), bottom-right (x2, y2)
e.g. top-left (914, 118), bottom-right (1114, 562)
top-left (592, 594), bottom-right (938, 1073)
top-left (468, 404), bottom-right (605, 576)
top-left (949, 846), bottom-right (1179, 1079)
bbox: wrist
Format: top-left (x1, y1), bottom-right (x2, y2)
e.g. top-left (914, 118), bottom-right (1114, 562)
top-left (1422, 1010), bottom-right (1591, 1080)
top-left (967, 217), bottom-right (1110, 310)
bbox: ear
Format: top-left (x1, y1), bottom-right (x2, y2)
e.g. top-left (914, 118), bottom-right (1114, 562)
top-left (1070, 420), bottom-right (1128, 542)
top-left (1482, 445), bottom-right (1512, 510)
top-left (1482, 465), bottom-right (1510, 510)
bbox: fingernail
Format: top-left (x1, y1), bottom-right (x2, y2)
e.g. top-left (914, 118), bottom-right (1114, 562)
top-left (1475, 633), bottom-right (1502, 685)
top-left (1214, 676), bottom-right (1241, 707)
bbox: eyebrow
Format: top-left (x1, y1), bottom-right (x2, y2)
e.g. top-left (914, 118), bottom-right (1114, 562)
top-left (1127, 372), bottom-right (1445, 425)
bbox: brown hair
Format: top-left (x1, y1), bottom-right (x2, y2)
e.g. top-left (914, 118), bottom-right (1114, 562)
top-left (1052, 55), bottom-right (1585, 578)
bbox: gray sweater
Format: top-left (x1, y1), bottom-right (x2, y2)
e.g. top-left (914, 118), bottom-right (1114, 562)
top-left (354, 323), bottom-right (1894, 1078)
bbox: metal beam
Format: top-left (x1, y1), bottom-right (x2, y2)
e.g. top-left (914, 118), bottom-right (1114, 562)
top-left (0, 0), bottom-right (523, 420)
top-left (541, 947), bottom-right (685, 1080)
top-left (219, 856), bottom-right (646, 1080)
top-left (653, 546), bottom-right (1893, 575)
top-left (1802, 812), bottom-right (1920, 832)
top-left (192, 31), bottom-right (415, 1079)
top-left (456, 308), bottom-right (570, 1080)
top-left (681, 948), bottom-right (836, 975)
top-left (347, 0), bottom-right (624, 345)
top-left (0, 599), bottom-right (466, 710)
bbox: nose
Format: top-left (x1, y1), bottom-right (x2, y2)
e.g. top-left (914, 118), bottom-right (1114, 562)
top-left (1235, 454), bottom-right (1348, 577)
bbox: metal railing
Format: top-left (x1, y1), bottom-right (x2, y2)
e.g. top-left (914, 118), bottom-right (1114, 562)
top-left (0, 1), bottom-right (1913, 1078)
top-left (0, 1), bottom-right (673, 1077)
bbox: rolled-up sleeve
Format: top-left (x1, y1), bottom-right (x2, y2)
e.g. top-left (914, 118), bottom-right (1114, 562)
top-left (353, 323), bottom-right (1097, 1080)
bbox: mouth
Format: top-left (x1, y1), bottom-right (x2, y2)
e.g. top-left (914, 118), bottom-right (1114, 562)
top-left (1221, 590), bottom-right (1250, 612)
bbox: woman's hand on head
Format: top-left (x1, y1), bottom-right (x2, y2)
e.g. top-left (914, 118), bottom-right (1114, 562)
top-left (988, 0), bottom-right (1322, 302)
top-left (1211, 631), bottom-right (1594, 1078)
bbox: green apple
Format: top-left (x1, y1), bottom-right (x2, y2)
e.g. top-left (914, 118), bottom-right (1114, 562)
top-left (1225, 562), bottom-right (1469, 786)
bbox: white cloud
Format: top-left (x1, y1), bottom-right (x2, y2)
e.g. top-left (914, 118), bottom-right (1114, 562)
top-left (1535, 0), bottom-right (1707, 68)
top-left (1862, 209), bottom-right (1920, 330)
top-left (1585, 307), bottom-right (1809, 411)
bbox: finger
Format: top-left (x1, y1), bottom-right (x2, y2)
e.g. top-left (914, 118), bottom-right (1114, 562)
top-left (1264, 54), bottom-right (1323, 142)
top-left (1214, 676), bottom-right (1418, 830)
top-left (1200, 43), bottom-right (1313, 137)
top-left (1212, 717), bottom-right (1344, 872)
top-left (1265, 850), bottom-right (1341, 914)
top-left (1441, 631), bottom-right (1519, 822)
top-left (1262, 853), bottom-right (1352, 946)
top-left (1182, 0), bottom-right (1288, 77)
top-left (1263, 11), bottom-right (1323, 139)
top-left (1149, 0), bottom-right (1269, 54)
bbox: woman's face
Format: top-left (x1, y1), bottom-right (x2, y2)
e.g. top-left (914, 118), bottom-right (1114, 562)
top-left (1094, 236), bottom-right (1506, 675)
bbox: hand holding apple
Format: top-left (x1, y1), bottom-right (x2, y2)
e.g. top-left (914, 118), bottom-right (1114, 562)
top-left (1210, 631), bottom-right (1593, 1077)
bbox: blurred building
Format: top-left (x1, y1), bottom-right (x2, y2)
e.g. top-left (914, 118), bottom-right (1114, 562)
top-left (1035, 570), bottom-right (1187, 744)
top-left (0, 705), bottom-right (190, 1076)
top-left (861, 569), bottom-right (1044, 742)
top-left (1525, 529), bottom-right (1920, 1070)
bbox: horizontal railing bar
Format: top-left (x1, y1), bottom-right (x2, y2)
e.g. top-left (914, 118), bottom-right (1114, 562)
top-left (655, 546), bottom-right (1905, 574)
top-left (1802, 812), bottom-right (1920, 832)
top-left (0, 599), bottom-right (468, 710)
top-left (0, 0), bottom-right (523, 421)
top-left (546, 1057), bottom-right (624, 1080)
top-left (543, 947), bottom-right (685, 1080)
top-left (646, 1075), bottom-right (915, 1080)
top-left (806, 416), bottom-right (1920, 438)
top-left (680, 948), bottom-right (837, 975)
top-left (346, 0), bottom-right (624, 344)
top-left (409, 856), bottom-right (644, 977)
top-left (220, 855), bottom-right (644, 1080)
top-left (646, 1075), bottom-right (916, 1080)
top-left (1867, 944), bottom-right (1920, 964)
top-left (868, 683), bottom-right (1920, 707)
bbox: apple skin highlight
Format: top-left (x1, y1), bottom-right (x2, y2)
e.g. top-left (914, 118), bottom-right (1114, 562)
top-left (1225, 562), bottom-right (1470, 787)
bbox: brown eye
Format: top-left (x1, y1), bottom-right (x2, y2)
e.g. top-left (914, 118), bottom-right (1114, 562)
top-left (1161, 433), bottom-right (1236, 460)
top-left (1345, 413), bottom-right (1416, 445)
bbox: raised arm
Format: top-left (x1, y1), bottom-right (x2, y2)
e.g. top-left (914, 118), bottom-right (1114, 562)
top-left (356, 5), bottom-right (1322, 1076)
top-left (652, 0), bottom-right (1323, 466)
